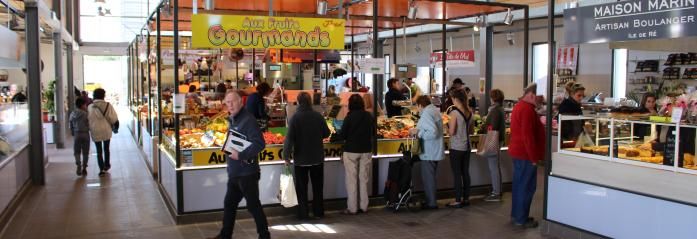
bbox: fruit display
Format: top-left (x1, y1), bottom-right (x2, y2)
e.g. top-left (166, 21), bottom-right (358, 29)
top-left (377, 117), bottom-right (415, 139)
top-left (263, 132), bottom-right (285, 144)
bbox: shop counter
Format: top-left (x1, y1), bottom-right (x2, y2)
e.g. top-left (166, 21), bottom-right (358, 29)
top-left (548, 115), bottom-right (697, 238)
top-left (158, 137), bottom-right (514, 215)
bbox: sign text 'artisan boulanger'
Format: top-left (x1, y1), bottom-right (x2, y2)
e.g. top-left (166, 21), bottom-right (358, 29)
top-left (192, 14), bottom-right (345, 49)
top-left (564, 0), bottom-right (697, 44)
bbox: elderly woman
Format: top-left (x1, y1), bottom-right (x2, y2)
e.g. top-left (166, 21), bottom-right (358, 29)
top-left (409, 95), bottom-right (444, 210)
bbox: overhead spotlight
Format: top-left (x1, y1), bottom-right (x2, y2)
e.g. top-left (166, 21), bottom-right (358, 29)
top-left (204, 0), bottom-right (215, 11)
top-left (504, 8), bottom-right (513, 25)
top-left (317, 1), bottom-right (328, 15)
top-left (473, 16), bottom-right (481, 32)
top-left (407, 1), bottom-right (418, 19)
top-left (506, 32), bottom-right (515, 45)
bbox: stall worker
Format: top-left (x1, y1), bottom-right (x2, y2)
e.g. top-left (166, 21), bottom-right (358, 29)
top-left (443, 78), bottom-right (465, 111)
top-left (245, 82), bottom-right (272, 130)
top-left (464, 87), bottom-right (477, 110)
top-left (186, 84), bottom-right (203, 106)
top-left (509, 84), bottom-right (545, 229)
top-left (445, 89), bottom-right (473, 208)
top-left (558, 82), bottom-right (585, 141)
top-left (385, 78), bottom-right (406, 117)
top-left (208, 91), bottom-right (270, 239)
top-left (405, 78), bottom-right (422, 103)
top-left (283, 92), bottom-right (331, 220)
top-left (337, 94), bottom-right (376, 215)
top-left (634, 93), bottom-right (658, 140)
top-left (409, 95), bottom-right (444, 210)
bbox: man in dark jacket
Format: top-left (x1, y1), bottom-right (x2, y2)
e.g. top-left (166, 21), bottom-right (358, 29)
top-left (385, 78), bottom-right (406, 117)
top-left (283, 92), bottom-right (331, 220)
top-left (209, 91), bottom-right (270, 239)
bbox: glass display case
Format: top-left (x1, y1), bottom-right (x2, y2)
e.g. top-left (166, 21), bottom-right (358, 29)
top-left (0, 103), bottom-right (29, 163)
top-left (557, 114), bottom-right (697, 174)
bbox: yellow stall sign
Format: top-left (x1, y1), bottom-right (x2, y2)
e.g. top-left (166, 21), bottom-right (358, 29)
top-left (192, 14), bottom-right (345, 50)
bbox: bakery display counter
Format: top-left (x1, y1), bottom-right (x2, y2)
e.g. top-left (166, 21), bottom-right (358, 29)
top-left (558, 114), bottom-right (697, 173)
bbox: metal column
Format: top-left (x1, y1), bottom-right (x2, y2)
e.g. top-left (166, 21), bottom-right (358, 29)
top-left (350, 34), bottom-right (355, 92)
top-left (173, 0), bottom-right (181, 168)
top-left (442, 24), bottom-right (446, 97)
top-left (25, 1), bottom-right (45, 185)
top-left (544, 0), bottom-right (555, 220)
top-left (392, 28), bottom-right (397, 66)
top-left (523, 7), bottom-right (530, 87)
top-left (53, 32), bottom-right (65, 148)
top-left (67, 44), bottom-right (75, 131)
top-left (156, 9), bottom-right (162, 142)
top-left (480, 24), bottom-right (493, 116)
top-left (372, 0), bottom-right (379, 152)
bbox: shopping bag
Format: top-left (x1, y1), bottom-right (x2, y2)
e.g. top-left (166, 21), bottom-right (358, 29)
top-left (476, 130), bottom-right (500, 157)
top-left (409, 137), bottom-right (423, 155)
top-left (574, 132), bottom-right (594, 148)
top-left (278, 166), bottom-right (298, 208)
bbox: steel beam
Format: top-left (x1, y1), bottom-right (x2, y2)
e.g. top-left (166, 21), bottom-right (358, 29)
top-left (543, 0), bottom-right (555, 220)
top-left (53, 32), bottom-right (65, 149)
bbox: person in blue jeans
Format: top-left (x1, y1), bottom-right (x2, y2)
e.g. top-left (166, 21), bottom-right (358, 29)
top-left (508, 84), bottom-right (545, 229)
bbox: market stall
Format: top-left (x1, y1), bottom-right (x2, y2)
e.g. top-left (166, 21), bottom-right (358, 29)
top-left (127, 0), bottom-right (529, 222)
top-left (545, 1), bottom-right (697, 238)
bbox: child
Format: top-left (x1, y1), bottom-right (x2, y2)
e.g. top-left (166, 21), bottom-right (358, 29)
top-left (70, 98), bottom-right (90, 176)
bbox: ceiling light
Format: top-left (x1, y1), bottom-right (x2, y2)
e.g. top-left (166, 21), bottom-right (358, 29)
top-left (317, 1), bottom-right (328, 15)
top-left (407, 1), bottom-right (418, 19)
top-left (204, 0), bottom-right (215, 11)
top-left (473, 16), bottom-right (481, 32)
top-left (504, 8), bottom-right (513, 25)
top-left (506, 32), bottom-right (515, 45)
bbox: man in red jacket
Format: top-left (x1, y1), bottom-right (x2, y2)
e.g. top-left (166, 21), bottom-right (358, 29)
top-left (508, 84), bottom-right (545, 229)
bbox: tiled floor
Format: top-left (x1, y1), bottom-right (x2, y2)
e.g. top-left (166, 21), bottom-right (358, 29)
top-left (0, 119), bottom-right (550, 239)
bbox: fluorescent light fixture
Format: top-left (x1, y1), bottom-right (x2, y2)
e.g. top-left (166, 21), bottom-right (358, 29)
top-left (204, 0), bottom-right (215, 11)
top-left (317, 1), bottom-right (328, 15)
top-left (503, 8), bottom-right (513, 25)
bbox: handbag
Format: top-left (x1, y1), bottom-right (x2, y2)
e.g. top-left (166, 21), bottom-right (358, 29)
top-left (99, 103), bottom-right (119, 134)
top-left (278, 165), bottom-right (298, 208)
top-left (477, 126), bottom-right (500, 157)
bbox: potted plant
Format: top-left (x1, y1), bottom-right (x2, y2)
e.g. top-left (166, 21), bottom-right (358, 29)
top-left (42, 80), bottom-right (56, 122)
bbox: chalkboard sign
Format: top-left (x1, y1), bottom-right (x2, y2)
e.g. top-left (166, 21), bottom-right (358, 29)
top-left (663, 129), bottom-right (676, 166)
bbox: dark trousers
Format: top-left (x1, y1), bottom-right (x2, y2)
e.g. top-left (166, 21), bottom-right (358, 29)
top-left (294, 164), bottom-right (324, 219)
top-left (73, 133), bottom-right (90, 167)
top-left (94, 140), bottom-right (111, 171)
top-left (511, 159), bottom-right (537, 224)
top-left (449, 149), bottom-right (471, 202)
top-left (220, 173), bottom-right (270, 239)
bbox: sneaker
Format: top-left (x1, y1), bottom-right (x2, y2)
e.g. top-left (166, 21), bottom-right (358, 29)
top-left (82, 167), bottom-right (87, 176)
top-left (98, 171), bottom-right (106, 177)
top-left (105, 166), bottom-right (111, 172)
top-left (484, 193), bottom-right (502, 202)
top-left (76, 166), bottom-right (82, 176)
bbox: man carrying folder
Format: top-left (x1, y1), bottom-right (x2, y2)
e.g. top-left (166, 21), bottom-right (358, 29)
top-left (209, 91), bottom-right (270, 239)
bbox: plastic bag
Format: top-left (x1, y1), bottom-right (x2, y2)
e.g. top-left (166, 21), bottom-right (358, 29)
top-left (278, 166), bottom-right (298, 208)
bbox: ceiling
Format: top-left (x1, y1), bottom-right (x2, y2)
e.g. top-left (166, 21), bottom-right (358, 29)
top-left (151, 0), bottom-right (525, 35)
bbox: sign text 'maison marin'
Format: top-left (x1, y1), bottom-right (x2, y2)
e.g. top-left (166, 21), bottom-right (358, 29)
top-left (594, 0), bottom-right (695, 18)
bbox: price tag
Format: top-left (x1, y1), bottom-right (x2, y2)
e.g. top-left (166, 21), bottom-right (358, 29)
top-left (671, 107), bottom-right (683, 123)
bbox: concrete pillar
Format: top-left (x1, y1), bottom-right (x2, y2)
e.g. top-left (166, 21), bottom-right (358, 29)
top-left (53, 32), bottom-right (65, 149)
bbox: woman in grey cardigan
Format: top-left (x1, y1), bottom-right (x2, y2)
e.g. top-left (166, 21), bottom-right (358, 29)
top-left (484, 89), bottom-right (506, 202)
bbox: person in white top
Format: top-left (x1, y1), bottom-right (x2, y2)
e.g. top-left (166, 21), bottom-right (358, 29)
top-left (87, 88), bottom-right (119, 176)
